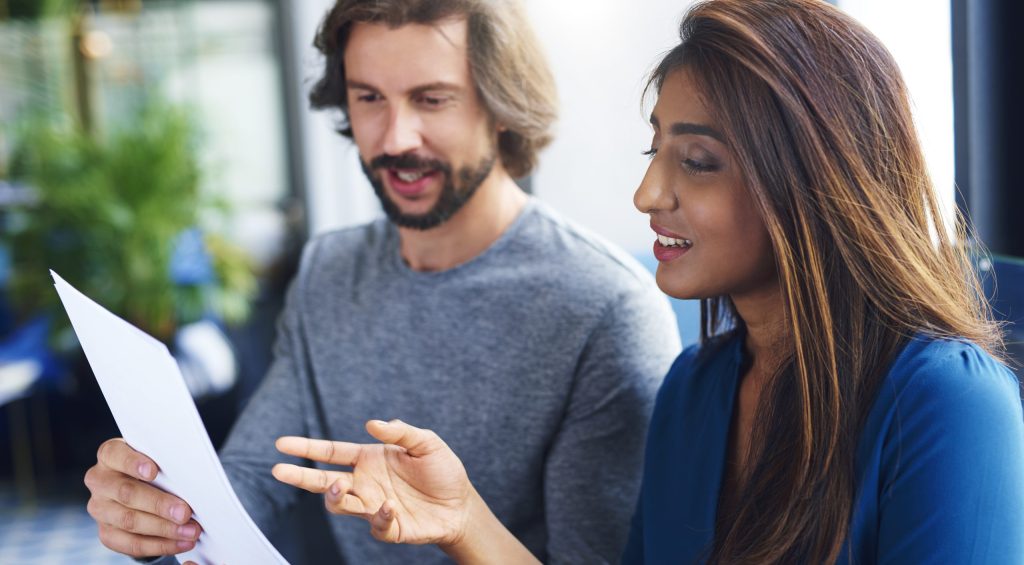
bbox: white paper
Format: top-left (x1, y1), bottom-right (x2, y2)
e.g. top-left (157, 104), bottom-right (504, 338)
top-left (51, 270), bottom-right (288, 565)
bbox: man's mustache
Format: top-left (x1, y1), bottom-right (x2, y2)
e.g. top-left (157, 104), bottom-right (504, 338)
top-left (369, 153), bottom-right (451, 173)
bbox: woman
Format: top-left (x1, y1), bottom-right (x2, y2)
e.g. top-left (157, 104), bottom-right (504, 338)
top-left (272, 0), bottom-right (1024, 562)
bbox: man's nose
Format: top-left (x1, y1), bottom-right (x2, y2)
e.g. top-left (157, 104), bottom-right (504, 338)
top-left (382, 105), bottom-right (423, 156)
top-left (634, 161), bottom-right (677, 213)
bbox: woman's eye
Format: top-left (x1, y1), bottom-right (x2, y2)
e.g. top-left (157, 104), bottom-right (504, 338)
top-left (682, 158), bottom-right (719, 174)
top-left (641, 148), bottom-right (657, 159)
top-left (356, 93), bottom-right (381, 103)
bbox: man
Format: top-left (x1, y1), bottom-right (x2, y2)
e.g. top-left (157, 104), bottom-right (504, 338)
top-left (82, 1), bottom-right (680, 563)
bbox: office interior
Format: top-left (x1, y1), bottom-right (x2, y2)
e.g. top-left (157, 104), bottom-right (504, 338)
top-left (0, 0), bottom-right (1020, 563)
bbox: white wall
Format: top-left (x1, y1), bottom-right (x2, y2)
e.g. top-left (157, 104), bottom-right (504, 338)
top-left (523, 0), bottom-right (692, 253)
top-left (837, 0), bottom-right (956, 229)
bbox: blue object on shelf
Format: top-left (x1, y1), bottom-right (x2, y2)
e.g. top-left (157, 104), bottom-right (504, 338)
top-left (0, 316), bottom-right (65, 385)
top-left (170, 228), bottom-right (215, 285)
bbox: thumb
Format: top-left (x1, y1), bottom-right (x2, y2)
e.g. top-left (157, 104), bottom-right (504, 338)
top-left (365, 419), bottom-right (444, 457)
top-left (369, 499), bottom-right (399, 543)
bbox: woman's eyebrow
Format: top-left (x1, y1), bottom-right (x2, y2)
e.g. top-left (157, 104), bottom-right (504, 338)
top-left (649, 114), bottom-right (725, 143)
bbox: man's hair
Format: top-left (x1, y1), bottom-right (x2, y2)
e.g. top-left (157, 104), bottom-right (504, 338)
top-left (309, 0), bottom-right (558, 179)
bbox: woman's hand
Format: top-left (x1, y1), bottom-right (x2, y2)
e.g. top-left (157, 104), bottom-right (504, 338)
top-left (272, 419), bottom-right (472, 547)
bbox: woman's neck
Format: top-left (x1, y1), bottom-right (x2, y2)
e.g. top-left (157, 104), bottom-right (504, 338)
top-left (732, 283), bottom-right (788, 375)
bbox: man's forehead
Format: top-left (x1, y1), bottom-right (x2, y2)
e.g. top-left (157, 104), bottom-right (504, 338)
top-left (345, 18), bottom-right (468, 59)
top-left (344, 18), bottom-right (472, 90)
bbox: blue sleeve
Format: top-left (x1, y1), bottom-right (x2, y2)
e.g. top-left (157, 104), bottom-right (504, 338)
top-left (877, 344), bottom-right (1024, 564)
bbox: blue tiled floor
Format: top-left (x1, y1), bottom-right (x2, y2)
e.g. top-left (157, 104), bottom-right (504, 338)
top-left (0, 483), bottom-right (134, 564)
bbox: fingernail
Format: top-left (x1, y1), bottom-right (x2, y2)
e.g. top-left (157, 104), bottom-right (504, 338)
top-left (329, 483), bottom-right (340, 495)
top-left (382, 506), bottom-right (392, 519)
top-left (171, 504), bottom-right (187, 522)
top-left (178, 524), bottom-right (198, 539)
top-left (373, 420), bottom-right (388, 426)
top-left (177, 540), bottom-right (195, 550)
top-left (138, 462), bottom-right (153, 479)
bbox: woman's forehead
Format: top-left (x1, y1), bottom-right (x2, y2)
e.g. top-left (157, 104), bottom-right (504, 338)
top-left (652, 69), bottom-right (716, 130)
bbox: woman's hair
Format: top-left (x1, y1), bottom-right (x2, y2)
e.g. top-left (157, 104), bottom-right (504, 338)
top-left (309, 0), bottom-right (558, 179)
top-left (647, 0), bottom-right (1003, 562)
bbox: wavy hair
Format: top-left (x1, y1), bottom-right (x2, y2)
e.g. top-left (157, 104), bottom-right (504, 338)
top-left (647, 1), bottom-right (1003, 562)
top-left (309, 0), bottom-right (558, 178)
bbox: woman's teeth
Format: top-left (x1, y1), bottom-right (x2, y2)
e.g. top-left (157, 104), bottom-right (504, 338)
top-left (657, 234), bottom-right (692, 248)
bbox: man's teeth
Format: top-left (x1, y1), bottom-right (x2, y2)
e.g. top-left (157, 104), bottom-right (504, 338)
top-left (396, 170), bottom-right (427, 182)
top-left (657, 234), bottom-right (692, 248)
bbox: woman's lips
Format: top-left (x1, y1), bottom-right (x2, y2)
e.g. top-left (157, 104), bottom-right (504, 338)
top-left (650, 221), bottom-right (687, 239)
top-left (653, 239), bottom-right (691, 262)
top-left (650, 222), bottom-right (692, 262)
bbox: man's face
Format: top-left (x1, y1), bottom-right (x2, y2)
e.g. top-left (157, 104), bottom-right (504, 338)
top-left (344, 19), bottom-right (499, 230)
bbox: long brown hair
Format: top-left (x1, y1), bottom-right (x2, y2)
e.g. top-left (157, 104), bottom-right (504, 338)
top-left (647, 1), bottom-right (1003, 562)
top-left (309, 0), bottom-right (558, 178)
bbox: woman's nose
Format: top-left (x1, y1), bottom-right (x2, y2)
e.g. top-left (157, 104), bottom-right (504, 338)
top-left (634, 161), bottom-right (677, 213)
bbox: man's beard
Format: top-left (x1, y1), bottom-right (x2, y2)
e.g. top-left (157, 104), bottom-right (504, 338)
top-left (361, 152), bottom-right (496, 231)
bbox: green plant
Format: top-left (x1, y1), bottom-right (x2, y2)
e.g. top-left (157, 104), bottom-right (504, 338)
top-left (3, 0), bottom-right (76, 21)
top-left (3, 102), bottom-right (256, 343)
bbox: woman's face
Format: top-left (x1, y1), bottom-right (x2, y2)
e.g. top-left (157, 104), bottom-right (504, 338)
top-left (634, 68), bottom-right (776, 302)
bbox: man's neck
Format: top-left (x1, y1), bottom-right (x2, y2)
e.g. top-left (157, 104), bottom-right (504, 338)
top-left (397, 169), bottom-right (528, 272)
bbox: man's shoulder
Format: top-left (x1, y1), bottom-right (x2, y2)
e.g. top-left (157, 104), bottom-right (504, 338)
top-left (517, 201), bottom-right (657, 295)
top-left (294, 218), bottom-right (392, 274)
top-left (304, 218), bottom-right (392, 258)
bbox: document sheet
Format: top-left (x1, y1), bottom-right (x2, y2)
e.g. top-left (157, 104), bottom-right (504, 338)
top-left (52, 271), bottom-right (288, 565)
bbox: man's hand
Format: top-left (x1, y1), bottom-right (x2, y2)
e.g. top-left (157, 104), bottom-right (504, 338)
top-left (84, 438), bottom-right (202, 557)
top-left (272, 419), bottom-right (472, 546)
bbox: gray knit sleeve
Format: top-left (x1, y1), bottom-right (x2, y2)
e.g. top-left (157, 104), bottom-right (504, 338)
top-left (217, 240), bottom-right (323, 539)
top-left (541, 286), bottom-right (680, 564)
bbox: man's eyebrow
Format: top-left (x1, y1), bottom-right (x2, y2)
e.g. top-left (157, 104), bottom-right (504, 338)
top-left (346, 80), bottom-right (462, 94)
top-left (346, 80), bottom-right (378, 91)
top-left (409, 82), bottom-right (462, 95)
top-left (649, 114), bottom-right (725, 143)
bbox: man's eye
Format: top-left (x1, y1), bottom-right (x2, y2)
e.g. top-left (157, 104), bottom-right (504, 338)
top-left (418, 95), bottom-right (449, 107)
top-left (356, 93), bottom-right (381, 103)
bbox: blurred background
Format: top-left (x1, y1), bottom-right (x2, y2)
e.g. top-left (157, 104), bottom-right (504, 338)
top-left (0, 0), bottom-right (1020, 563)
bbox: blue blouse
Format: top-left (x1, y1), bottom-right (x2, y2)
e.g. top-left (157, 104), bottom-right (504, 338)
top-left (622, 333), bottom-right (1024, 564)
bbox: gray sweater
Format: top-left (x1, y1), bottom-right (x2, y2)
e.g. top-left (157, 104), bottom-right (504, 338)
top-left (215, 199), bottom-right (680, 564)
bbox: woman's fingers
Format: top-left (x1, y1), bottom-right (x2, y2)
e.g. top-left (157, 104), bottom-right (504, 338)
top-left (271, 463), bottom-right (352, 495)
top-left (325, 483), bottom-right (372, 516)
top-left (275, 436), bottom-right (362, 466)
top-left (369, 500), bottom-right (399, 543)
top-left (365, 419), bottom-right (445, 457)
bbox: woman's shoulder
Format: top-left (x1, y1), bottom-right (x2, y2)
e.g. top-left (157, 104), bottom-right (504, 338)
top-left (861, 335), bottom-right (1024, 562)
top-left (871, 335), bottom-right (1023, 452)
top-left (884, 335), bottom-right (1021, 413)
